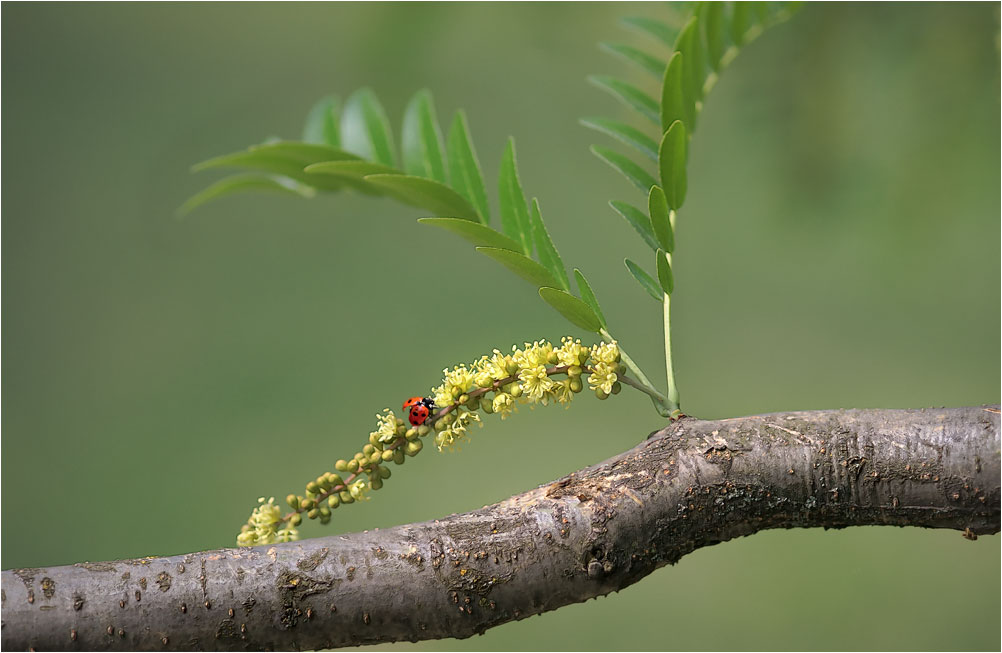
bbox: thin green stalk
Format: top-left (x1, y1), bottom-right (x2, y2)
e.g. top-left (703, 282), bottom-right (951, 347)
top-left (663, 292), bottom-right (680, 417)
top-left (600, 327), bottom-right (672, 417)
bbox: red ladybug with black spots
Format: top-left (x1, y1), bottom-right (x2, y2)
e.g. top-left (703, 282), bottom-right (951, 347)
top-left (402, 396), bottom-right (436, 426)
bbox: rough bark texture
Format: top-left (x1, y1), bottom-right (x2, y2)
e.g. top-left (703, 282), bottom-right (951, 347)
top-left (3, 406), bottom-right (999, 651)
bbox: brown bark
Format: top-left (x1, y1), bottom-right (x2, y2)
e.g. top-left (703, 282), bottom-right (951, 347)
top-left (2, 405), bottom-right (999, 651)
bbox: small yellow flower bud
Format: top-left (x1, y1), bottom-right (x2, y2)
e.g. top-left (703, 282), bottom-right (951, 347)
top-left (317, 475), bottom-right (330, 490)
top-left (347, 460), bottom-right (359, 473)
top-left (339, 490), bottom-right (354, 504)
top-left (547, 351), bottom-right (559, 365)
top-left (434, 418), bottom-right (447, 431)
top-left (307, 508), bottom-right (320, 520)
top-left (568, 365), bottom-right (582, 377)
top-left (510, 384), bottom-right (523, 398)
top-left (381, 449), bottom-right (394, 462)
top-left (286, 495), bottom-right (299, 510)
top-left (405, 427), bottom-right (418, 439)
top-left (458, 394), bottom-right (469, 404)
top-left (396, 418), bottom-right (404, 426)
top-left (396, 424), bottom-right (407, 436)
top-left (335, 459), bottom-right (348, 472)
top-left (405, 440), bottom-right (423, 456)
top-left (319, 505), bottom-right (331, 518)
top-left (363, 444), bottom-right (375, 455)
top-left (417, 425), bottom-right (430, 437)
top-left (306, 481), bottom-right (319, 494)
top-left (569, 377), bottom-right (583, 393)
top-left (328, 494), bottom-right (340, 508)
top-left (300, 498), bottom-right (315, 510)
top-left (319, 513), bottom-right (331, 525)
top-left (368, 452), bottom-right (381, 464)
top-left (290, 513), bottom-right (302, 526)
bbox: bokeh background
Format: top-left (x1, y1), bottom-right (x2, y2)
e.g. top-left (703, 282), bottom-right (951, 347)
top-left (2, 2), bottom-right (999, 650)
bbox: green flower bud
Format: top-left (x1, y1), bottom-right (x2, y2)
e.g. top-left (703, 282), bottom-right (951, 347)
top-left (319, 513), bottom-right (331, 525)
top-left (434, 418), bottom-right (447, 431)
top-left (319, 505), bottom-right (331, 518)
top-left (368, 452), bottom-right (381, 464)
top-left (300, 498), bottom-right (315, 510)
top-left (465, 396), bottom-right (480, 410)
top-left (328, 495), bottom-right (340, 508)
top-left (510, 384), bottom-right (523, 398)
top-left (368, 433), bottom-right (380, 447)
top-left (330, 473), bottom-right (343, 486)
top-left (378, 466), bottom-right (391, 479)
top-left (405, 440), bottom-right (423, 456)
top-left (286, 494), bottom-right (300, 510)
top-left (354, 451), bottom-right (366, 460)
top-left (393, 449), bottom-right (405, 465)
top-left (335, 459), bottom-right (348, 472)
top-left (405, 428), bottom-right (419, 441)
top-left (458, 393), bottom-right (469, 405)
top-left (347, 460), bottom-right (359, 473)
top-left (506, 360), bottom-right (519, 374)
top-left (306, 481), bottom-right (319, 494)
top-left (370, 477), bottom-right (383, 491)
top-left (290, 513), bottom-right (302, 526)
top-left (339, 490), bottom-right (354, 504)
top-left (417, 425), bottom-right (430, 437)
top-left (381, 449), bottom-right (394, 462)
top-left (396, 424), bottom-right (408, 436)
top-left (569, 377), bottom-right (583, 393)
top-left (616, 363), bottom-right (627, 376)
top-left (307, 508), bottom-right (320, 520)
top-left (611, 381), bottom-right (622, 395)
top-left (363, 444), bottom-right (375, 455)
top-left (480, 396), bottom-right (494, 413)
top-left (396, 418), bottom-right (404, 427)
top-left (595, 388), bottom-right (609, 400)
top-left (317, 475), bottom-right (330, 491)
top-left (568, 365), bottom-right (582, 377)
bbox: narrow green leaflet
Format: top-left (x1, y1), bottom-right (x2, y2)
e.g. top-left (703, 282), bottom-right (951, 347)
top-left (475, 247), bottom-right (559, 288)
top-left (587, 76), bottom-right (660, 125)
top-left (674, 17), bottom-right (706, 108)
top-left (591, 146), bottom-right (657, 193)
top-left (304, 160), bottom-right (398, 178)
top-left (538, 288), bottom-right (602, 333)
top-left (401, 89), bottom-right (447, 184)
top-left (731, 2), bottom-right (752, 45)
top-left (704, 3), bottom-right (729, 72)
top-left (647, 186), bottom-right (674, 253)
top-left (656, 248), bottom-right (674, 295)
top-left (625, 258), bottom-right (662, 301)
top-left (363, 174), bottom-right (478, 220)
top-left (660, 51), bottom-right (690, 133)
top-left (610, 200), bottom-right (660, 251)
top-left (580, 117), bottom-right (658, 161)
top-left (658, 121), bottom-right (688, 210)
top-left (178, 174), bottom-right (315, 216)
top-left (446, 110), bottom-right (489, 224)
top-left (599, 43), bottom-right (666, 78)
top-left (303, 95), bottom-right (341, 147)
top-left (498, 139), bottom-right (532, 255)
top-left (192, 142), bottom-right (358, 191)
top-left (340, 89), bottom-right (397, 168)
top-left (417, 218), bottom-right (521, 252)
top-left (573, 268), bottom-right (607, 330)
top-left (619, 16), bottom-right (679, 46)
top-left (528, 199), bottom-right (569, 291)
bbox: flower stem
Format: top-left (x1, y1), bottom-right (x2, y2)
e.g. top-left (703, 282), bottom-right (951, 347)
top-left (662, 292), bottom-right (681, 418)
top-left (600, 328), bottom-right (672, 417)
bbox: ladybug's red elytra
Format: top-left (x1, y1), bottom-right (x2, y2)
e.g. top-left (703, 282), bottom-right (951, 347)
top-left (402, 396), bottom-right (436, 426)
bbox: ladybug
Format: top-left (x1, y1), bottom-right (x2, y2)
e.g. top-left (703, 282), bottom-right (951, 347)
top-left (402, 396), bottom-right (436, 426)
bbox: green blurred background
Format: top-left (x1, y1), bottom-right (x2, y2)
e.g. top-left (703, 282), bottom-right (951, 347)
top-left (2, 2), bottom-right (999, 650)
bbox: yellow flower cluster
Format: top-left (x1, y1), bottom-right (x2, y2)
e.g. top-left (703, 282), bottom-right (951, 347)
top-left (237, 497), bottom-right (299, 546)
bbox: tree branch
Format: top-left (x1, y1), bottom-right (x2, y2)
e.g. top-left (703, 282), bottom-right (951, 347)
top-left (3, 406), bottom-right (999, 651)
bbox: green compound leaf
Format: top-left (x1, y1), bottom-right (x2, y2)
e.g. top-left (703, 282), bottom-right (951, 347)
top-left (341, 88), bottom-right (397, 168)
top-left (620, 16), bottom-right (680, 46)
top-left (401, 89), bottom-right (447, 184)
top-left (661, 51), bottom-right (691, 133)
top-left (476, 247), bottom-right (559, 289)
top-left (625, 258), bottom-right (662, 301)
top-left (658, 121), bottom-right (688, 210)
top-left (704, 2), bottom-right (729, 72)
top-left (528, 198), bottom-right (569, 291)
top-left (599, 43), bottom-right (666, 78)
top-left (656, 248), bottom-right (674, 295)
top-left (580, 117), bottom-right (658, 162)
top-left (417, 217), bottom-right (521, 252)
top-left (498, 139), bottom-right (532, 255)
top-left (446, 110), bottom-right (489, 224)
top-left (647, 186), bottom-right (675, 254)
top-left (539, 287), bottom-right (602, 333)
top-left (587, 76), bottom-right (660, 125)
top-left (192, 142), bottom-right (358, 191)
top-left (363, 174), bottom-right (478, 220)
top-left (573, 268), bottom-right (607, 330)
top-left (591, 146), bottom-right (657, 194)
top-left (610, 200), bottom-right (660, 251)
top-left (303, 95), bottom-right (341, 147)
top-left (178, 174), bottom-right (315, 216)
